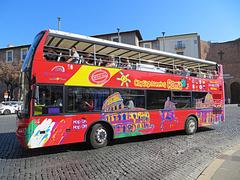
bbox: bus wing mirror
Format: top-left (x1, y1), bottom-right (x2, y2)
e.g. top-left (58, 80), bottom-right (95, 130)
top-left (17, 110), bottom-right (22, 119)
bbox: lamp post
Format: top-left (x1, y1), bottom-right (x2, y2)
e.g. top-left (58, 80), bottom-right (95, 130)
top-left (162, 32), bottom-right (165, 51)
top-left (117, 28), bottom-right (120, 42)
top-left (57, 17), bottom-right (61, 31)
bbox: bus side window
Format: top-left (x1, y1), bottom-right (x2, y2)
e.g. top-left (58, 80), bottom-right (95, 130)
top-left (66, 87), bottom-right (110, 113)
top-left (34, 85), bottom-right (63, 115)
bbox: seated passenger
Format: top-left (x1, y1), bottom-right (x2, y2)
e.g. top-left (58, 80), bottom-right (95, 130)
top-left (212, 70), bottom-right (218, 79)
top-left (198, 70), bottom-right (206, 78)
top-left (45, 48), bottom-right (58, 61)
top-left (81, 95), bottom-right (94, 112)
top-left (125, 59), bottom-right (132, 69)
top-left (207, 70), bottom-right (213, 79)
top-left (190, 68), bottom-right (197, 77)
top-left (85, 53), bottom-right (94, 65)
top-left (98, 58), bottom-right (103, 66)
top-left (180, 65), bottom-right (189, 76)
top-left (106, 56), bottom-right (116, 67)
top-left (54, 95), bottom-right (63, 107)
top-left (66, 46), bottom-right (80, 64)
top-left (164, 97), bottom-right (176, 110)
top-left (78, 55), bottom-right (84, 64)
top-left (174, 65), bottom-right (181, 74)
top-left (127, 100), bottom-right (135, 109)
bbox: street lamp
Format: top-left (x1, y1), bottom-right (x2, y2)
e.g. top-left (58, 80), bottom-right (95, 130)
top-left (57, 17), bottom-right (61, 31)
top-left (162, 32), bottom-right (165, 51)
top-left (117, 28), bottom-right (120, 42)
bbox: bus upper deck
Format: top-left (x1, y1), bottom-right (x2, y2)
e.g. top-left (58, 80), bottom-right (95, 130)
top-left (40, 30), bottom-right (220, 80)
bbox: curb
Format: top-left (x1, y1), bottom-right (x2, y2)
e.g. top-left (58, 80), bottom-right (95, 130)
top-left (197, 144), bottom-right (240, 180)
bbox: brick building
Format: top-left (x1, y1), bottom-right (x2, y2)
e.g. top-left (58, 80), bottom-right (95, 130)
top-left (202, 38), bottom-right (240, 104)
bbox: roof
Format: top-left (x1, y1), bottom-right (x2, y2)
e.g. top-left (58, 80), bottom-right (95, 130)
top-left (210, 37), bottom-right (240, 44)
top-left (0, 44), bottom-right (30, 50)
top-left (140, 39), bottom-right (159, 43)
top-left (157, 32), bottom-right (199, 39)
top-left (139, 33), bottom-right (199, 44)
top-left (46, 29), bottom-right (216, 68)
top-left (92, 29), bottom-right (143, 41)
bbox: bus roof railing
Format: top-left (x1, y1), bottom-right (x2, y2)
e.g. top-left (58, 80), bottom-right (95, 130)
top-left (46, 29), bottom-right (217, 68)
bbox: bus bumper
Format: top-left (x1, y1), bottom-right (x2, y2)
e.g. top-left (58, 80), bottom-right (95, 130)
top-left (16, 120), bottom-right (28, 148)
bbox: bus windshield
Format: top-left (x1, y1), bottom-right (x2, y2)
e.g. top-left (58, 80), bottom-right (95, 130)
top-left (22, 32), bottom-right (44, 72)
top-left (19, 32), bottom-right (44, 117)
top-left (19, 72), bottom-right (31, 117)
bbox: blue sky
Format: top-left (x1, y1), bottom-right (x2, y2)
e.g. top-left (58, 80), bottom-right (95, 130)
top-left (0, 0), bottom-right (239, 48)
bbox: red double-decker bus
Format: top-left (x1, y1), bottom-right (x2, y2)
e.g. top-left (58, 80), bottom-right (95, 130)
top-left (16, 30), bottom-right (224, 149)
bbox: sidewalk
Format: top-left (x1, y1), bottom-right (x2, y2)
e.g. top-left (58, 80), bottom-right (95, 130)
top-left (197, 144), bottom-right (240, 180)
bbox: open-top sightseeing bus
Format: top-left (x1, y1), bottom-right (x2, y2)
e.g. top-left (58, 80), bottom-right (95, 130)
top-left (16, 30), bottom-right (224, 149)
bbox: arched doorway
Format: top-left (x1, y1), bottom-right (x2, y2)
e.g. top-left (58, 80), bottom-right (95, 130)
top-left (230, 82), bottom-right (240, 104)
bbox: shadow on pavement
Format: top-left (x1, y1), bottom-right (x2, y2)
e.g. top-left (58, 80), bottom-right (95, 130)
top-left (0, 132), bottom-right (89, 159)
top-left (110, 127), bottom-right (214, 146)
top-left (0, 127), bottom-right (214, 159)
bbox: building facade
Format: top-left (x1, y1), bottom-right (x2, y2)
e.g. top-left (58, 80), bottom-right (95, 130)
top-left (0, 45), bottom-right (30, 64)
top-left (92, 30), bottom-right (143, 46)
top-left (0, 44), bottom-right (30, 101)
top-left (139, 33), bottom-right (201, 58)
top-left (202, 38), bottom-right (240, 104)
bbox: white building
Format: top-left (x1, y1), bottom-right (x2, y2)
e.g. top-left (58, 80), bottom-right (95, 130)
top-left (140, 33), bottom-right (201, 58)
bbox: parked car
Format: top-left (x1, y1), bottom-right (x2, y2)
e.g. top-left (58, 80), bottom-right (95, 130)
top-left (0, 101), bottom-right (23, 115)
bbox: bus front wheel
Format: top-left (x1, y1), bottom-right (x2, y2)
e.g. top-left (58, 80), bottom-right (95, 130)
top-left (185, 116), bottom-right (198, 135)
top-left (89, 123), bottom-right (109, 149)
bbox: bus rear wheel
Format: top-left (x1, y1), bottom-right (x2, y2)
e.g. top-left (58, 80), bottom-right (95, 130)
top-left (185, 116), bottom-right (198, 135)
top-left (89, 123), bottom-right (109, 149)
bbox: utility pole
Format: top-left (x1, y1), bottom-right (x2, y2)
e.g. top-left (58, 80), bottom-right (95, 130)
top-left (57, 17), bottom-right (61, 31)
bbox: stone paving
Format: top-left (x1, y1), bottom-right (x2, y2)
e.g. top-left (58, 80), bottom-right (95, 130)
top-left (0, 106), bottom-right (240, 180)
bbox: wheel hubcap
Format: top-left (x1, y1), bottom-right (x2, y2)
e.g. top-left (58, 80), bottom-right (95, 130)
top-left (188, 120), bottom-right (196, 133)
top-left (95, 128), bottom-right (107, 143)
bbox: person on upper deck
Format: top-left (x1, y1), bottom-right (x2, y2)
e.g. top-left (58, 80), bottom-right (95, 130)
top-left (106, 55), bottom-right (116, 67)
top-left (45, 48), bottom-right (58, 61)
top-left (85, 53), bottom-right (94, 65)
top-left (66, 46), bottom-right (80, 64)
top-left (125, 59), bottom-right (132, 69)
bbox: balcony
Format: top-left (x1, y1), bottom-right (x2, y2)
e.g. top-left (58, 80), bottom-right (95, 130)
top-left (175, 44), bottom-right (186, 50)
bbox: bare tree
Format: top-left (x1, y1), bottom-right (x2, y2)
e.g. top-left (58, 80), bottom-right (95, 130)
top-left (0, 62), bottom-right (22, 100)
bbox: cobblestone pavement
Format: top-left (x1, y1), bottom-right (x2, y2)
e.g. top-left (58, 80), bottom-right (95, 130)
top-left (0, 106), bottom-right (240, 180)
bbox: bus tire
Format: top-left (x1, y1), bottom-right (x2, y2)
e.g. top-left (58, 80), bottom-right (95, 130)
top-left (185, 116), bottom-right (198, 135)
top-left (89, 123), bottom-right (109, 149)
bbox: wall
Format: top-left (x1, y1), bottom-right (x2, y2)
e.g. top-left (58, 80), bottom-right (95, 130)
top-left (158, 34), bottom-right (200, 58)
top-left (204, 39), bottom-right (240, 103)
top-left (93, 32), bottom-right (139, 46)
